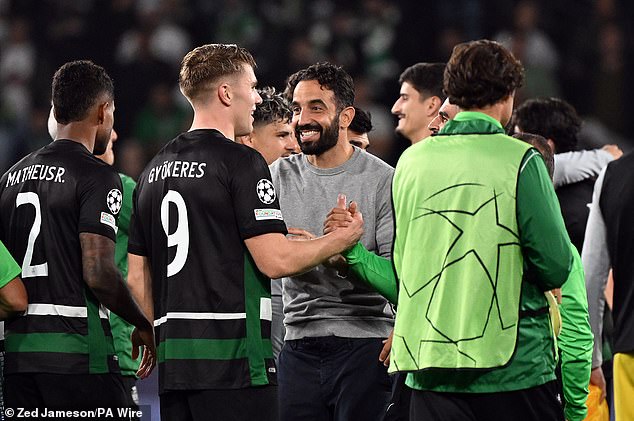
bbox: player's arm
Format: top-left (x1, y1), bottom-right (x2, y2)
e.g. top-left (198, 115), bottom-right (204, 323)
top-left (245, 209), bottom-right (363, 279)
top-left (518, 150), bottom-right (572, 290)
top-left (80, 233), bottom-right (156, 377)
top-left (0, 241), bottom-right (27, 320)
top-left (127, 253), bottom-right (153, 321)
top-left (553, 146), bottom-right (619, 188)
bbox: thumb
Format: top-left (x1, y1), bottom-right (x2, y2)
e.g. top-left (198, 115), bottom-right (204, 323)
top-left (337, 193), bottom-right (347, 209)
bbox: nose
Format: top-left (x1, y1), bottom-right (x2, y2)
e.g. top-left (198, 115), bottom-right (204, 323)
top-left (428, 115), bottom-right (441, 133)
top-left (391, 98), bottom-right (401, 115)
top-left (296, 109), bottom-right (312, 127)
top-left (254, 90), bottom-right (263, 105)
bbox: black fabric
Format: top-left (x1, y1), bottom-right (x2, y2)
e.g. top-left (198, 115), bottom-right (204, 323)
top-left (278, 337), bottom-right (391, 421)
top-left (555, 177), bottom-right (594, 253)
top-left (0, 140), bottom-right (121, 374)
top-left (128, 129), bottom-right (287, 391)
top-left (408, 380), bottom-right (564, 421)
top-left (5, 372), bottom-right (128, 416)
top-left (383, 372), bottom-right (411, 421)
top-left (160, 385), bottom-right (278, 421)
top-left (598, 152), bottom-right (634, 355)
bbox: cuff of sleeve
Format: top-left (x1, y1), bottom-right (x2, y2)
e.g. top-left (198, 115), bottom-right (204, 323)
top-left (343, 242), bottom-right (366, 263)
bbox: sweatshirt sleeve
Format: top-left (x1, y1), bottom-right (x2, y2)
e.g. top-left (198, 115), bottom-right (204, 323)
top-left (559, 247), bottom-right (593, 421)
top-left (517, 150), bottom-right (573, 290)
top-left (344, 242), bottom-right (398, 304)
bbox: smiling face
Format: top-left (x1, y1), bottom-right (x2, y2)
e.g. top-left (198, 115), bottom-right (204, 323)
top-left (291, 79), bottom-right (341, 156)
top-left (391, 81), bottom-right (436, 142)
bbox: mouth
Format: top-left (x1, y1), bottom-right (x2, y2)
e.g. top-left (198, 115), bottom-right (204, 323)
top-left (297, 125), bottom-right (322, 143)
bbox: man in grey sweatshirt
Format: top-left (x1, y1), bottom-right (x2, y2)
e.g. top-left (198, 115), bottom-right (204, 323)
top-left (270, 62), bottom-right (394, 421)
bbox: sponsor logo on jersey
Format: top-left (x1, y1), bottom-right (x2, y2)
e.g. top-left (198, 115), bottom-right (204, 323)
top-left (107, 189), bottom-right (122, 215)
top-left (256, 179), bottom-right (276, 204)
top-left (100, 211), bottom-right (118, 233)
top-left (254, 209), bottom-right (283, 221)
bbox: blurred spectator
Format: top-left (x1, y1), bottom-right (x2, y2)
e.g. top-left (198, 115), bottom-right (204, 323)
top-left (593, 21), bottom-right (625, 135)
top-left (495, 0), bottom-right (560, 100)
top-left (132, 82), bottom-right (191, 162)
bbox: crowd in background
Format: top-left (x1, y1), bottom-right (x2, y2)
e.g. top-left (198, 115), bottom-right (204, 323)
top-left (0, 0), bottom-right (632, 176)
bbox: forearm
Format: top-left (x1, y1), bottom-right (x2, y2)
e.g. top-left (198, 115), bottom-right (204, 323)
top-left (553, 149), bottom-right (613, 188)
top-left (127, 253), bottom-right (153, 321)
top-left (84, 261), bottom-right (152, 330)
top-left (344, 243), bottom-right (398, 304)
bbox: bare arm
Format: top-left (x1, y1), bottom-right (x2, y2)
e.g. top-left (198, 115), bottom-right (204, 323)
top-left (0, 278), bottom-right (27, 320)
top-left (127, 253), bottom-right (153, 321)
top-left (245, 208), bottom-right (363, 279)
top-left (80, 232), bottom-right (156, 377)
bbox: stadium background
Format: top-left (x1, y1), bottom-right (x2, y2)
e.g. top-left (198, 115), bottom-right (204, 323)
top-left (0, 1), bottom-right (631, 420)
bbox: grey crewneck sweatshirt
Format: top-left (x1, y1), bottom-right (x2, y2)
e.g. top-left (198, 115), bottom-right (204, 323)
top-left (270, 147), bottom-right (394, 339)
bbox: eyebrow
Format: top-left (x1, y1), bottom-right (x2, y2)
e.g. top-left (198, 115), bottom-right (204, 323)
top-left (292, 99), bottom-right (328, 108)
top-left (439, 111), bottom-right (450, 120)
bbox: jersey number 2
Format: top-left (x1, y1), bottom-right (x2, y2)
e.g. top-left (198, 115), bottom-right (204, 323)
top-left (16, 192), bottom-right (49, 278)
top-left (161, 190), bottom-right (189, 277)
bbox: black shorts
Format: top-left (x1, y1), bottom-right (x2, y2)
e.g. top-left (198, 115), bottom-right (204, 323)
top-left (5, 372), bottom-right (129, 414)
top-left (409, 380), bottom-right (564, 421)
top-left (160, 385), bottom-right (278, 421)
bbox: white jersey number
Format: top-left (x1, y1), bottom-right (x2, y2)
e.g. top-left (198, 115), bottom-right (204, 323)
top-left (16, 192), bottom-right (49, 278)
top-left (161, 190), bottom-right (189, 277)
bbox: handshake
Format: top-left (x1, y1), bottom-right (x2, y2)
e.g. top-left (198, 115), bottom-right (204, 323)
top-left (288, 193), bottom-right (364, 263)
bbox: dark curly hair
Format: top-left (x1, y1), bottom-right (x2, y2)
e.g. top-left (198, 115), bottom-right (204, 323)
top-left (399, 63), bottom-right (445, 100)
top-left (284, 62), bottom-right (354, 111)
top-left (253, 87), bottom-right (292, 127)
top-left (348, 106), bottom-right (373, 134)
top-left (52, 60), bottom-right (114, 124)
top-left (444, 40), bottom-right (524, 109)
top-left (512, 98), bottom-right (582, 153)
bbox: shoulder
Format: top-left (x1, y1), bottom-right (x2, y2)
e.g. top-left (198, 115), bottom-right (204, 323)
top-left (356, 150), bottom-right (394, 174)
top-left (269, 153), bottom-right (304, 177)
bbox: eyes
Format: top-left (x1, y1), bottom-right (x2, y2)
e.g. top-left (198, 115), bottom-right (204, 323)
top-left (291, 104), bottom-right (325, 115)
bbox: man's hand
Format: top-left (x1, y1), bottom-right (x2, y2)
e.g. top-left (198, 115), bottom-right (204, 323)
top-left (379, 330), bottom-right (393, 367)
top-left (549, 288), bottom-right (562, 304)
top-left (602, 144), bottom-right (623, 160)
top-left (287, 228), bottom-right (316, 241)
top-left (589, 367), bottom-right (607, 402)
top-left (132, 326), bottom-right (156, 379)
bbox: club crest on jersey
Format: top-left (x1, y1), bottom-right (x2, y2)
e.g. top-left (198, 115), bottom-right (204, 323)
top-left (256, 179), bottom-right (276, 204)
top-left (107, 189), bottom-right (123, 215)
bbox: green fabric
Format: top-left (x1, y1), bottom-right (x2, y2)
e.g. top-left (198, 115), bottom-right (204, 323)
top-left (109, 173), bottom-right (141, 376)
top-left (85, 290), bottom-right (111, 374)
top-left (559, 247), bottom-right (593, 421)
top-left (405, 140), bottom-right (571, 392)
top-left (158, 338), bottom-right (248, 362)
top-left (391, 113), bottom-right (529, 373)
top-left (5, 332), bottom-right (115, 356)
top-left (0, 240), bottom-right (20, 289)
top-left (243, 252), bottom-right (273, 386)
top-left (344, 242), bottom-right (398, 304)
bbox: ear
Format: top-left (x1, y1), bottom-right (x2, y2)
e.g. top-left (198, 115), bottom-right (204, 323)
top-left (426, 96), bottom-right (441, 117)
top-left (218, 83), bottom-right (232, 107)
top-left (239, 133), bottom-right (255, 147)
top-left (338, 106), bottom-right (355, 129)
top-left (97, 101), bottom-right (109, 124)
top-left (546, 138), bottom-right (556, 154)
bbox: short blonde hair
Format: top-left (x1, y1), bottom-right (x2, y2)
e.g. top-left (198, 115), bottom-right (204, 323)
top-left (179, 44), bottom-right (256, 101)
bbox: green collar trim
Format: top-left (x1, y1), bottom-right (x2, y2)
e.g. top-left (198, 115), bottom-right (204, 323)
top-left (438, 111), bottom-right (505, 136)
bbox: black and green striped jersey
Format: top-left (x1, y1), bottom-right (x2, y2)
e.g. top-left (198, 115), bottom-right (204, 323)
top-left (0, 140), bottom-right (121, 375)
top-left (128, 129), bottom-right (287, 393)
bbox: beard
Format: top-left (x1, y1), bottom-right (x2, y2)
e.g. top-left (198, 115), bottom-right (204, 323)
top-left (295, 115), bottom-right (340, 156)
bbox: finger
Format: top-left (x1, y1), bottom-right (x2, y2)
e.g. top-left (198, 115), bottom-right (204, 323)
top-left (348, 201), bottom-right (358, 215)
top-left (384, 355), bottom-right (390, 367)
top-left (337, 194), bottom-right (347, 209)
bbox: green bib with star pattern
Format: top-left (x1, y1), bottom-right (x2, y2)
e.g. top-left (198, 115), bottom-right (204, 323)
top-left (390, 112), bottom-right (533, 373)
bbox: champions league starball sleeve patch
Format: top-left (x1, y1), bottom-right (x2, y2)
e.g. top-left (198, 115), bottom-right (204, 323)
top-left (256, 179), bottom-right (276, 204)
top-left (106, 189), bottom-right (123, 215)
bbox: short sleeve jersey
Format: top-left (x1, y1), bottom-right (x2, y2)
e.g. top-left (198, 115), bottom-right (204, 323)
top-left (128, 129), bottom-right (287, 392)
top-left (0, 139), bottom-right (122, 375)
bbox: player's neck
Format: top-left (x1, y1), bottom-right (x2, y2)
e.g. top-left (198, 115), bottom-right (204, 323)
top-left (306, 138), bottom-right (354, 169)
top-left (54, 123), bottom-right (96, 153)
top-left (189, 112), bottom-right (234, 140)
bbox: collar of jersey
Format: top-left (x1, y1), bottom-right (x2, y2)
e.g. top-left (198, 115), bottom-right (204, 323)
top-left (437, 111), bottom-right (505, 136)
